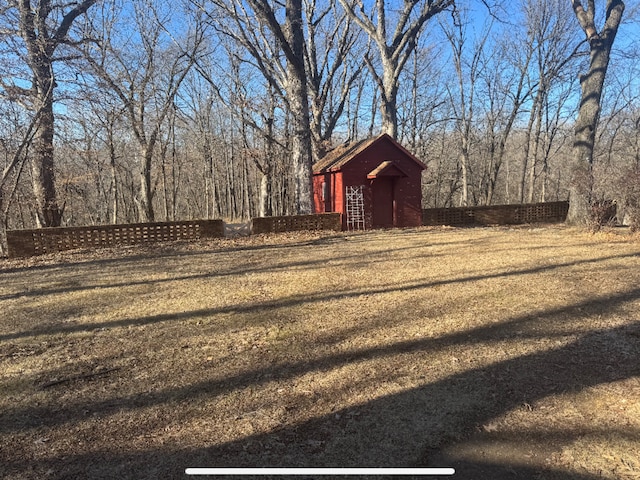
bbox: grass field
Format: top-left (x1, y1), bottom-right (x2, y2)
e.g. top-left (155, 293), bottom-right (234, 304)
top-left (1, 225), bottom-right (639, 479)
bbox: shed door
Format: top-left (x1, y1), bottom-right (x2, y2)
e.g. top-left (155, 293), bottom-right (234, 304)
top-left (372, 177), bottom-right (394, 227)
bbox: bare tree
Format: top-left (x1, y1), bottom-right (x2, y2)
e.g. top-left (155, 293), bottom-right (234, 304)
top-left (81, 0), bottom-right (206, 222)
top-left (515, 0), bottom-right (579, 203)
top-left (476, 32), bottom-right (535, 205)
top-left (192, 12), bottom-right (290, 218)
top-left (441, 7), bottom-right (490, 206)
top-left (0, 1), bottom-right (97, 227)
top-left (397, 44), bottom-right (449, 156)
top-left (303, 0), bottom-right (365, 159)
top-left (338, 0), bottom-right (453, 138)
top-left (567, 0), bottom-right (624, 225)
top-left (0, 100), bottom-right (34, 253)
top-left (201, 0), bottom-right (314, 214)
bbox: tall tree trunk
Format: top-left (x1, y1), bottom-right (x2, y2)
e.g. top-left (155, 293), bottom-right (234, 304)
top-left (459, 150), bottom-right (470, 207)
top-left (286, 0), bottom-right (313, 214)
top-left (109, 151), bottom-right (118, 224)
top-left (31, 79), bottom-right (62, 227)
top-left (259, 114), bottom-right (275, 217)
top-left (527, 95), bottom-right (545, 204)
top-left (567, 0), bottom-right (624, 225)
top-left (15, 0), bottom-right (97, 227)
top-left (139, 148), bottom-right (154, 222)
top-left (287, 76), bottom-right (314, 214)
top-left (380, 58), bottom-right (399, 138)
top-left (259, 171), bottom-right (273, 217)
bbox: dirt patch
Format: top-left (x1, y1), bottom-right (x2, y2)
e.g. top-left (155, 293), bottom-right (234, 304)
top-left (1, 225), bottom-right (639, 479)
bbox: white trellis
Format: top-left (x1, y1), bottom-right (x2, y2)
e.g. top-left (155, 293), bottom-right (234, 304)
top-left (345, 185), bottom-right (366, 230)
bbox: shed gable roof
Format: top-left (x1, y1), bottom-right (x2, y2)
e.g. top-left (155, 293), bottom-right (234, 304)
top-left (312, 133), bottom-right (426, 174)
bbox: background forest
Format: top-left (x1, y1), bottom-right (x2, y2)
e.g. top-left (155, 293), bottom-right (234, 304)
top-left (1, 0), bottom-right (639, 255)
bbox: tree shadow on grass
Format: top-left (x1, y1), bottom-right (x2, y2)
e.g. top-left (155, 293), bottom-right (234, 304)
top-left (0, 227), bottom-right (427, 275)
top-left (0, 226), bottom-right (511, 278)
top-left (1, 284), bottom-right (639, 479)
top-left (0, 241), bottom-right (443, 302)
top-left (2, 250), bottom-right (638, 343)
top-left (3, 324), bottom-right (637, 479)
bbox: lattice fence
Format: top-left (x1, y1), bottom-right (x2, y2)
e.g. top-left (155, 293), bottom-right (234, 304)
top-left (6, 219), bottom-right (224, 258)
top-left (345, 185), bottom-right (366, 231)
top-left (252, 213), bottom-right (342, 234)
top-left (422, 201), bottom-right (569, 227)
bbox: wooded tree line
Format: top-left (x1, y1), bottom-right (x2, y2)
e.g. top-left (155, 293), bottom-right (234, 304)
top-left (0, 0), bottom-right (637, 254)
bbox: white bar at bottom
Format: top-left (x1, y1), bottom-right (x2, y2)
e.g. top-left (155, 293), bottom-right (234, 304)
top-left (185, 468), bottom-right (455, 476)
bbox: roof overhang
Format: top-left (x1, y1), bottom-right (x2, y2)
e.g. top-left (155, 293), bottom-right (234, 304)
top-left (367, 160), bottom-right (409, 179)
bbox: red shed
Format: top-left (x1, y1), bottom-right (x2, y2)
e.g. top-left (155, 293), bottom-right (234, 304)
top-left (313, 134), bottom-right (426, 230)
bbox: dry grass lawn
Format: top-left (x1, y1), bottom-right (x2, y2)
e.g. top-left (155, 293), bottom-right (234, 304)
top-left (1, 225), bottom-right (639, 479)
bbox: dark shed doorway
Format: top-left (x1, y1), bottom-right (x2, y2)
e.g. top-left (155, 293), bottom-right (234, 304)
top-left (372, 177), bottom-right (394, 227)
top-left (368, 160), bottom-right (408, 228)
